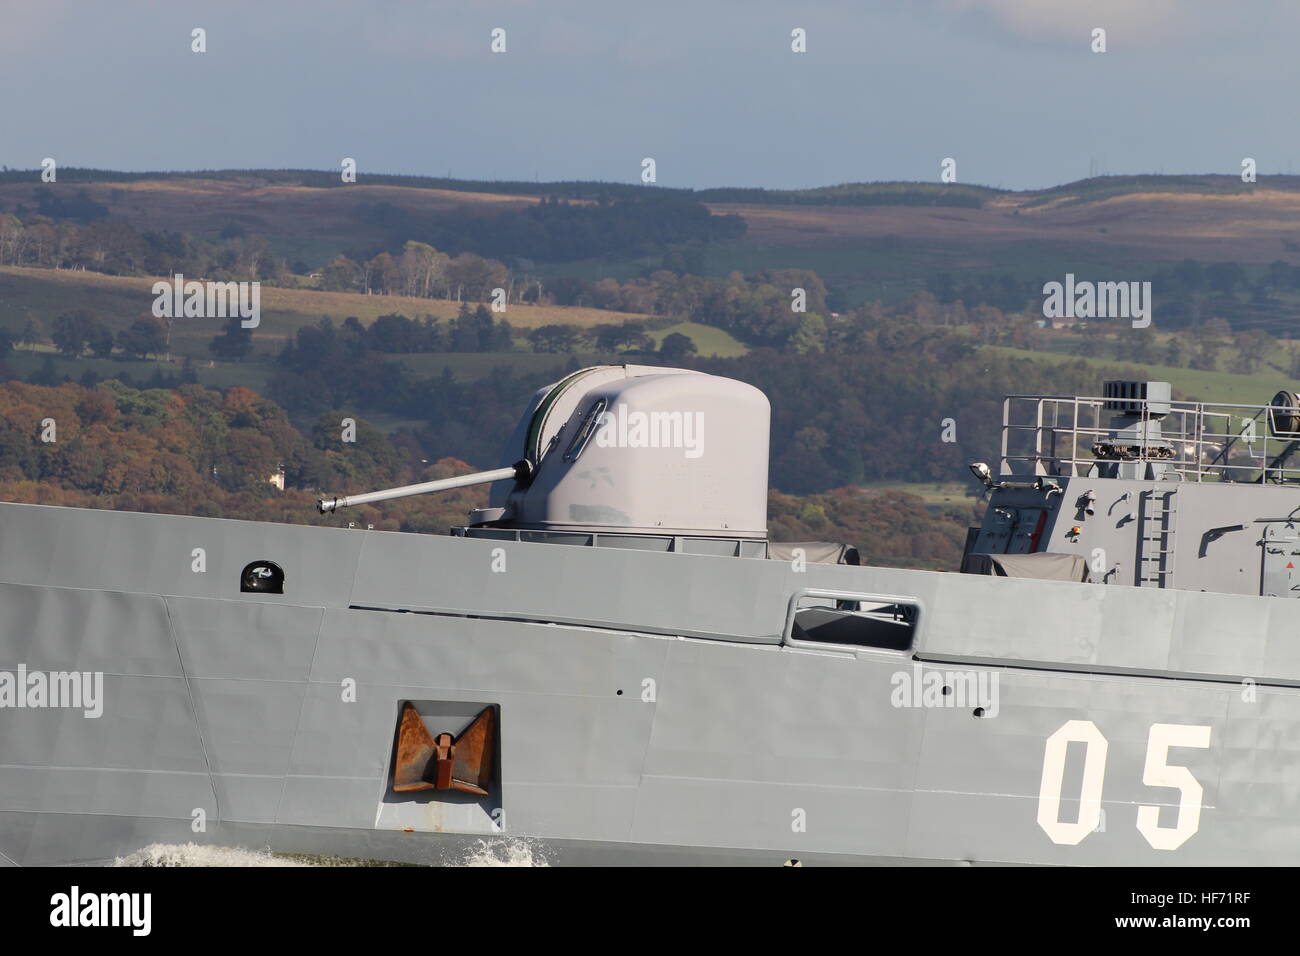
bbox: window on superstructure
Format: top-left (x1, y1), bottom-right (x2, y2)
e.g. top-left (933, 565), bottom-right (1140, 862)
top-left (783, 589), bottom-right (919, 652)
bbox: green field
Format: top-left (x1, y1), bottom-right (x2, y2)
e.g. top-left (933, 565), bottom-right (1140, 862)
top-left (386, 351), bottom-right (577, 381)
top-left (539, 236), bottom-right (1154, 310)
top-left (0, 266), bottom-right (659, 362)
top-left (5, 333), bottom-right (742, 410)
top-left (0, 263), bottom-right (747, 400)
top-left (646, 321), bottom-right (746, 357)
top-left (982, 344), bottom-right (1300, 405)
top-left (2, 345), bottom-right (274, 391)
top-left (381, 323), bottom-right (746, 382)
top-left (861, 481), bottom-right (980, 507)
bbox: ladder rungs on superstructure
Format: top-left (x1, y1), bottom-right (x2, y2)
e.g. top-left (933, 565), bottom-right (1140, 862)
top-left (1137, 487), bottom-right (1178, 587)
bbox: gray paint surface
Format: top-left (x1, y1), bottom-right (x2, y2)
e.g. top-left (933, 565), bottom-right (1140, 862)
top-left (0, 497), bottom-right (1293, 865)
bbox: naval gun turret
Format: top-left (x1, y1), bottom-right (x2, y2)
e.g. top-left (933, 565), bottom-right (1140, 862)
top-left (319, 365), bottom-right (771, 556)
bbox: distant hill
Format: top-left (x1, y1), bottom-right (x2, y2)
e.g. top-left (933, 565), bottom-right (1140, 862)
top-left (4, 170), bottom-right (1298, 314)
top-left (0, 166), bottom-right (1003, 204)
top-left (0, 167), bottom-right (1286, 204)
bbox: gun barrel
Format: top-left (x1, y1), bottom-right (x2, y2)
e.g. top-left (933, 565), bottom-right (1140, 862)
top-left (317, 461), bottom-right (528, 514)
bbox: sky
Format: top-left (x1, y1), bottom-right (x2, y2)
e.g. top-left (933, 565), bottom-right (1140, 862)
top-left (4, 0), bottom-right (1300, 191)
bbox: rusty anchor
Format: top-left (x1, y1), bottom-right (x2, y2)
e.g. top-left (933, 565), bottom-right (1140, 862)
top-left (393, 702), bottom-right (496, 796)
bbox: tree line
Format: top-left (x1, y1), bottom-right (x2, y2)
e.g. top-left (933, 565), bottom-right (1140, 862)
top-left (255, 308), bottom-right (1119, 495)
top-left (264, 312), bottom-right (697, 422)
top-left (10, 290), bottom-right (1219, 500)
top-left (3, 311), bottom-right (168, 360)
top-left (358, 194), bottom-right (745, 264)
top-left (0, 378), bottom-right (973, 569)
top-left (0, 202), bottom-right (286, 280)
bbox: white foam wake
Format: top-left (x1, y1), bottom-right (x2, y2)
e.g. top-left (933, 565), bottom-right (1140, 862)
top-left (114, 843), bottom-right (309, 867)
top-left (113, 838), bottom-right (549, 867)
top-left (460, 838), bottom-right (549, 867)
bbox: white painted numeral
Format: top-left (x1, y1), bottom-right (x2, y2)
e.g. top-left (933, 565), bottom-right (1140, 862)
top-left (1037, 719), bottom-right (1108, 845)
top-left (1037, 720), bottom-right (1211, 850)
top-left (1136, 722), bottom-right (1212, 851)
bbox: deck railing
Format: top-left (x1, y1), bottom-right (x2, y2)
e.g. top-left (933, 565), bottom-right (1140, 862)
top-left (1000, 394), bottom-right (1300, 482)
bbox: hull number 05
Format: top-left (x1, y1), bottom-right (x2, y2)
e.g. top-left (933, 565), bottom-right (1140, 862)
top-left (1037, 720), bottom-right (1212, 851)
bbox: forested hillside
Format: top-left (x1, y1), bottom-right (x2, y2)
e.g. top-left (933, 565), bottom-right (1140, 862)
top-left (5, 170), bottom-right (1300, 573)
top-left (0, 380), bottom-right (973, 569)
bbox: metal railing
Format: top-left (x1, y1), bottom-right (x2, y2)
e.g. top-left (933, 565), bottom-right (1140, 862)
top-left (1000, 393), bottom-right (1300, 483)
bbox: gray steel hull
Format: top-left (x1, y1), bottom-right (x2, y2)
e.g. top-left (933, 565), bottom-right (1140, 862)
top-left (0, 500), bottom-right (1294, 866)
top-left (0, 813), bottom-right (966, 867)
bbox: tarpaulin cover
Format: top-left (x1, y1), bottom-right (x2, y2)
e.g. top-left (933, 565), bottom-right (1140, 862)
top-left (767, 541), bottom-right (860, 565)
top-left (960, 551), bottom-right (1090, 582)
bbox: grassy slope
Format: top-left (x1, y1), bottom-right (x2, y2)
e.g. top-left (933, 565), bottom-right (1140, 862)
top-left (646, 321), bottom-right (747, 357)
top-left (0, 264), bottom-right (655, 335)
top-left (1, 346), bottom-right (274, 392)
top-left (0, 266), bottom-right (747, 394)
top-left (860, 481), bottom-right (978, 507)
top-left (981, 344), bottom-right (1300, 404)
